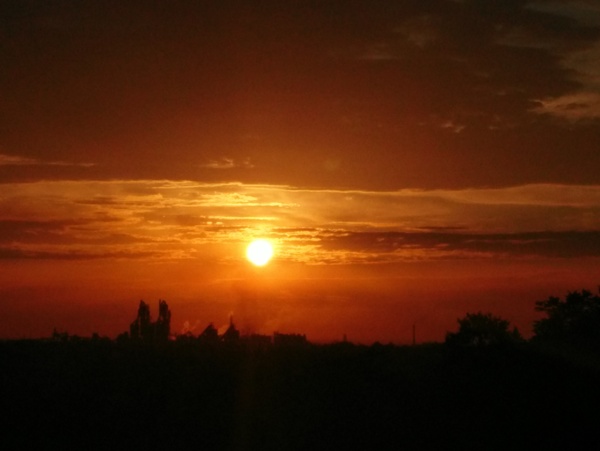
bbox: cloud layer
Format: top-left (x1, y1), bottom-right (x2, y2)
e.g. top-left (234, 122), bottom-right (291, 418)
top-left (2, 180), bottom-right (600, 263)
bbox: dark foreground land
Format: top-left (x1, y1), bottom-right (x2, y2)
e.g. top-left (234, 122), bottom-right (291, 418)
top-left (2, 339), bottom-right (599, 450)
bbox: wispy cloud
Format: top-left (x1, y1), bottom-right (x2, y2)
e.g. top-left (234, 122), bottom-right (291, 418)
top-left (524, 3), bottom-right (600, 121)
top-left (528, 2), bottom-right (600, 28)
top-left (200, 157), bottom-right (254, 170)
top-left (531, 92), bottom-right (600, 120)
top-left (529, 41), bottom-right (600, 121)
top-left (0, 154), bottom-right (38, 166)
top-left (0, 153), bottom-right (95, 167)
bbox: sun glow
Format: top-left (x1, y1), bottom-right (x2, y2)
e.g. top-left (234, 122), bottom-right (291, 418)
top-left (246, 239), bottom-right (274, 266)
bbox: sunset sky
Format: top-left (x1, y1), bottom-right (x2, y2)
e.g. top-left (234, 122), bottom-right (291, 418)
top-left (2, 0), bottom-right (600, 343)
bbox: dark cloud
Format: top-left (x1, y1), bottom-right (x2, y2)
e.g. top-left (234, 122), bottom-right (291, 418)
top-left (416, 226), bottom-right (468, 232)
top-left (319, 230), bottom-right (600, 258)
top-left (0, 219), bottom-right (79, 243)
top-left (0, 1), bottom-right (598, 188)
top-left (0, 219), bottom-right (151, 248)
top-left (0, 247), bottom-right (27, 259)
top-left (0, 246), bottom-right (160, 260)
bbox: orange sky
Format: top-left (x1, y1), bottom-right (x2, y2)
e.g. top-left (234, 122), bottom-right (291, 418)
top-left (1, 1), bottom-right (600, 342)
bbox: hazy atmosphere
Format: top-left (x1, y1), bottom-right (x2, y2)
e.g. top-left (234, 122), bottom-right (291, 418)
top-left (2, 0), bottom-right (600, 342)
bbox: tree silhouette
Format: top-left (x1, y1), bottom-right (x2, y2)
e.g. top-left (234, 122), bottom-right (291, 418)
top-left (155, 299), bottom-right (171, 341)
top-left (445, 312), bottom-right (522, 347)
top-left (129, 299), bottom-right (171, 342)
top-left (130, 300), bottom-right (151, 340)
top-left (533, 290), bottom-right (600, 348)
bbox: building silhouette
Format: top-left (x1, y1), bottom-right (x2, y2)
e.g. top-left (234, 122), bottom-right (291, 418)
top-left (199, 323), bottom-right (219, 344)
top-left (125, 301), bottom-right (309, 347)
top-left (221, 316), bottom-right (240, 343)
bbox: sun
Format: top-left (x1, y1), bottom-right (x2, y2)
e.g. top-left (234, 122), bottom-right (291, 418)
top-left (246, 239), bottom-right (274, 266)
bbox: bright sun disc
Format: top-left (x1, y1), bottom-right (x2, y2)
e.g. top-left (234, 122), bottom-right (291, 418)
top-left (246, 239), bottom-right (274, 266)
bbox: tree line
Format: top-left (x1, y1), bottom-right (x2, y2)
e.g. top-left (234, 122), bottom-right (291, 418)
top-left (47, 288), bottom-right (600, 352)
top-left (446, 289), bottom-right (600, 352)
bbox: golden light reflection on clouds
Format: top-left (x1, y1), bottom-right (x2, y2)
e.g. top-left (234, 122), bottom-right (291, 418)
top-left (2, 180), bottom-right (600, 264)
